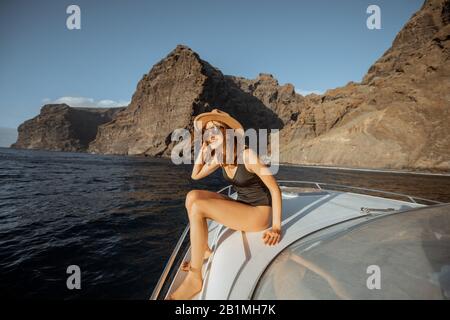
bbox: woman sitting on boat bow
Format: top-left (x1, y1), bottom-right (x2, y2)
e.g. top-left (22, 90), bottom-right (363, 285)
top-left (167, 109), bottom-right (282, 300)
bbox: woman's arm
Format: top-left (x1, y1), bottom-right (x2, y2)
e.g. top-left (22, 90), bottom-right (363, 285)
top-left (243, 148), bottom-right (282, 246)
top-left (191, 142), bottom-right (221, 180)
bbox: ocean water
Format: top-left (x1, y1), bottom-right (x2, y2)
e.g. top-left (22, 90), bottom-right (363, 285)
top-left (0, 147), bottom-right (449, 299)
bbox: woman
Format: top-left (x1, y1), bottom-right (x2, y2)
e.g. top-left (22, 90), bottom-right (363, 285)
top-left (167, 109), bottom-right (282, 300)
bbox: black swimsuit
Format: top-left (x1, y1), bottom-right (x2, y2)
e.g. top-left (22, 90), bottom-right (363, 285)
top-left (221, 156), bottom-right (272, 207)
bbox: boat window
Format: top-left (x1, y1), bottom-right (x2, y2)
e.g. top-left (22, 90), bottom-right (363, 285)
top-left (252, 205), bottom-right (450, 300)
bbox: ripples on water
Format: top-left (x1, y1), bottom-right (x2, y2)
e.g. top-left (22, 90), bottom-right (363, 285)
top-left (0, 148), bottom-right (449, 299)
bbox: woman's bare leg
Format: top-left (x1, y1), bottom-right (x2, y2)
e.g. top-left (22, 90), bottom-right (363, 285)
top-left (169, 196), bottom-right (271, 299)
top-left (184, 190), bottom-right (228, 254)
top-left (181, 217), bottom-right (212, 271)
top-left (178, 190), bottom-right (229, 272)
top-left (169, 193), bottom-right (210, 300)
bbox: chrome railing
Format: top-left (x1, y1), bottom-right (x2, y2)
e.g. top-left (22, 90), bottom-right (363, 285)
top-left (149, 223), bottom-right (190, 300)
top-left (277, 180), bottom-right (443, 205)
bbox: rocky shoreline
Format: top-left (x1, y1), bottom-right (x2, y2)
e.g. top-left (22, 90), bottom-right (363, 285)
top-left (12, 0), bottom-right (450, 171)
top-left (12, 104), bottom-right (124, 152)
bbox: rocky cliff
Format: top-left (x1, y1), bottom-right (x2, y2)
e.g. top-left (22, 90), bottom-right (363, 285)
top-left (88, 47), bottom-right (284, 156)
top-left (89, 0), bottom-right (449, 170)
top-left (14, 0), bottom-right (450, 170)
top-left (279, 0), bottom-right (450, 170)
top-left (12, 104), bottom-right (124, 152)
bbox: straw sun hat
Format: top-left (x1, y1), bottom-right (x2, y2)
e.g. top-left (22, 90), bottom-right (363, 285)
top-left (193, 108), bottom-right (244, 134)
top-left (192, 109), bottom-right (246, 163)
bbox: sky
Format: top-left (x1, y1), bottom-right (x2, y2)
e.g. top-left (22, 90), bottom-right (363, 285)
top-left (0, 0), bottom-right (424, 129)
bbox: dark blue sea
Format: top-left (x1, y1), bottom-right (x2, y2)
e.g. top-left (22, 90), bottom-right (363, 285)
top-left (1, 147), bottom-right (449, 299)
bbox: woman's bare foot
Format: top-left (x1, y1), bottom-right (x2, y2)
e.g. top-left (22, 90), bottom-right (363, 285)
top-left (166, 266), bottom-right (203, 300)
top-left (180, 247), bottom-right (212, 272)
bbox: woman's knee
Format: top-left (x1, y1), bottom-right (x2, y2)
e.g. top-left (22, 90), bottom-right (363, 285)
top-left (190, 200), bottom-right (206, 220)
top-left (185, 190), bottom-right (203, 211)
top-left (186, 190), bottom-right (213, 215)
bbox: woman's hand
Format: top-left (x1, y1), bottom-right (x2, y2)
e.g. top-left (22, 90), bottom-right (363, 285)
top-left (201, 141), bottom-right (214, 164)
top-left (200, 141), bottom-right (208, 159)
top-left (262, 227), bottom-right (282, 246)
top-left (191, 141), bottom-right (222, 180)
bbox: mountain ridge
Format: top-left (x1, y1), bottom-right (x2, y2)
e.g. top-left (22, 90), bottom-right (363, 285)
top-left (12, 104), bottom-right (124, 152)
top-left (12, 0), bottom-right (450, 170)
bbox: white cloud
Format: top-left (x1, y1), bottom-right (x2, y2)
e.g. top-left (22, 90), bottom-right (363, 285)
top-left (43, 96), bottom-right (130, 108)
top-left (294, 88), bottom-right (324, 96)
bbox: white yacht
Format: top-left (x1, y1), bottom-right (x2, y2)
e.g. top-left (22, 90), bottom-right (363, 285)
top-left (151, 180), bottom-right (450, 300)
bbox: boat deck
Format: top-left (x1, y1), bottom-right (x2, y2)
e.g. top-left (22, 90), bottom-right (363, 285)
top-left (165, 188), bottom-right (424, 300)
